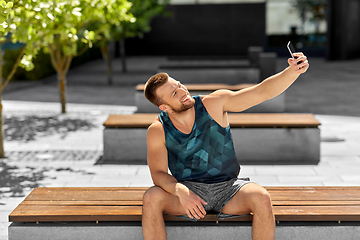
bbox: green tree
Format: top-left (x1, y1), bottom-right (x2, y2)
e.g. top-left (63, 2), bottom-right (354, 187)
top-left (0, 0), bottom-right (134, 157)
top-left (0, 0), bottom-right (42, 158)
top-left (96, 0), bottom-right (169, 78)
top-left (88, 0), bottom-right (136, 84)
top-left (30, 0), bottom-right (134, 113)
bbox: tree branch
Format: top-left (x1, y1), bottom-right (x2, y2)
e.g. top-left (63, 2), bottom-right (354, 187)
top-left (76, 45), bottom-right (90, 57)
top-left (0, 38), bottom-right (11, 45)
top-left (63, 55), bottom-right (73, 75)
top-left (2, 46), bottom-right (26, 89)
top-left (48, 44), bottom-right (60, 73)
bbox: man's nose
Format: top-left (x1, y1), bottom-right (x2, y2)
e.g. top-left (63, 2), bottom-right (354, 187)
top-left (179, 86), bottom-right (188, 93)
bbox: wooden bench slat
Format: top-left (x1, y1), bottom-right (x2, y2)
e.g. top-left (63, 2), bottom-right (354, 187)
top-left (20, 201), bottom-right (143, 206)
top-left (272, 201), bottom-right (360, 206)
top-left (25, 188), bottom-right (146, 201)
top-left (24, 187), bottom-right (360, 202)
top-left (274, 205), bottom-right (360, 221)
top-left (103, 113), bottom-right (321, 128)
top-left (9, 205), bottom-right (143, 222)
top-left (10, 205), bottom-right (142, 217)
top-left (30, 186), bottom-right (360, 192)
top-left (17, 200), bottom-right (360, 207)
top-left (103, 114), bottom-right (156, 128)
top-left (227, 113), bottom-right (320, 128)
top-left (265, 186), bottom-right (360, 191)
top-left (9, 204), bottom-right (360, 223)
top-left (270, 192), bottom-right (360, 201)
top-left (29, 187), bottom-right (149, 192)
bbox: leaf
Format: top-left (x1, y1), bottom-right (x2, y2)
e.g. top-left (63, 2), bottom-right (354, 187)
top-left (72, 7), bottom-right (82, 17)
top-left (6, 2), bottom-right (13, 8)
top-left (88, 30), bottom-right (95, 40)
top-left (0, 21), bottom-right (8, 29)
top-left (19, 54), bottom-right (35, 71)
top-left (47, 13), bottom-right (55, 20)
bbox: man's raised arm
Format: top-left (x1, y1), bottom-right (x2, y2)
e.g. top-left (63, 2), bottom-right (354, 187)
top-left (208, 53), bottom-right (309, 113)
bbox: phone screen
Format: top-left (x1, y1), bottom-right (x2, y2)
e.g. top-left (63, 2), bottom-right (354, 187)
top-left (287, 41), bottom-right (302, 64)
top-left (287, 41), bottom-right (297, 59)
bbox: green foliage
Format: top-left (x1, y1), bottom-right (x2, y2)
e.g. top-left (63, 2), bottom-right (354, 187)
top-left (1, 0), bottom-right (132, 70)
top-left (28, 0), bottom-right (134, 56)
top-left (120, 0), bottom-right (169, 40)
top-left (91, 0), bottom-right (169, 47)
top-left (1, 0), bottom-right (42, 74)
top-left (87, 0), bottom-right (135, 43)
top-left (124, 0), bottom-right (170, 39)
top-left (1, 0), bottom-right (139, 82)
top-left (0, 0), bottom-right (14, 36)
top-left (22, 0), bottom-right (97, 58)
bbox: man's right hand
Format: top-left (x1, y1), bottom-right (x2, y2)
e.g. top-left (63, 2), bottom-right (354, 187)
top-left (175, 183), bottom-right (208, 220)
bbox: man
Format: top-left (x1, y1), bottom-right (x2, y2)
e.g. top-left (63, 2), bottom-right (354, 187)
top-left (142, 53), bottom-right (309, 240)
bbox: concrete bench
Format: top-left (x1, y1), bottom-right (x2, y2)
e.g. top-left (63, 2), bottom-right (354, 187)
top-left (135, 83), bottom-right (285, 113)
top-left (101, 113), bottom-right (321, 165)
top-left (158, 48), bottom-right (277, 84)
top-left (8, 187), bottom-right (360, 240)
top-left (158, 60), bottom-right (260, 84)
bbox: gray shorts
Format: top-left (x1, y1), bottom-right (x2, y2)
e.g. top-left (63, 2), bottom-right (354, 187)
top-left (174, 177), bottom-right (252, 221)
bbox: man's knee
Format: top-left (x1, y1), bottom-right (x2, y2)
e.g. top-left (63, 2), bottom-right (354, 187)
top-left (143, 186), bottom-right (167, 211)
top-left (251, 187), bottom-right (273, 214)
top-left (241, 184), bottom-right (272, 213)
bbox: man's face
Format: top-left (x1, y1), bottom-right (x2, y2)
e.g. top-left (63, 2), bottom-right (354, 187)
top-left (156, 77), bottom-right (195, 113)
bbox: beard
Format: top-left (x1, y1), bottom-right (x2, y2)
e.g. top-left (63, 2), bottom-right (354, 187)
top-left (170, 97), bottom-right (195, 114)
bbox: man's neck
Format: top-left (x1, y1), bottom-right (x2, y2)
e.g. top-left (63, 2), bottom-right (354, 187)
top-left (168, 106), bottom-right (195, 133)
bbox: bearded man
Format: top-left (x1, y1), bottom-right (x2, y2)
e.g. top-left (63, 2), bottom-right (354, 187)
top-left (142, 53), bottom-right (309, 240)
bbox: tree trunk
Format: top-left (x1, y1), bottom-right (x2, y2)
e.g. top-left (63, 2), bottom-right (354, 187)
top-left (48, 41), bottom-right (73, 114)
top-left (100, 43), bottom-right (113, 85)
top-left (0, 44), bottom-right (27, 158)
top-left (58, 71), bottom-right (67, 114)
top-left (0, 46), bottom-right (4, 158)
top-left (119, 39), bottom-right (127, 73)
top-left (0, 97), bottom-right (4, 158)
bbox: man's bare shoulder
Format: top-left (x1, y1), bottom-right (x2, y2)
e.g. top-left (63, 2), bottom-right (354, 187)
top-left (147, 116), bottom-right (165, 145)
top-left (147, 116), bottom-right (164, 135)
top-left (201, 90), bottom-right (232, 108)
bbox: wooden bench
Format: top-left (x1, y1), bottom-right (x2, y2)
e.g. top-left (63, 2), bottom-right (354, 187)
top-left (8, 187), bottom-right (360, 240)
top-left (135, 83), bottom-right (285, 113)
top-left (100, 113), bottom-right (321, 165)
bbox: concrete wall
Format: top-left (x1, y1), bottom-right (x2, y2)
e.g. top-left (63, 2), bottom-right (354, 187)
top-left (102, 127), bottom-right (320, 165)
top-left (327, 0), bottom-right (360, 60)
top-left (9, 222), bottom-right (360, 240)
top-left (125, 3), bottom-right (266, 56)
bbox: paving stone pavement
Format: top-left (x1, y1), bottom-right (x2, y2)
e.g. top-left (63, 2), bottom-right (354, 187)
top-left (1, 56), bottom-right (360, 239)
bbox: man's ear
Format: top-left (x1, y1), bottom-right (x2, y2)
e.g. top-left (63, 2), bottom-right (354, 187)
top-left (159, 104), bottom-right (168, 112)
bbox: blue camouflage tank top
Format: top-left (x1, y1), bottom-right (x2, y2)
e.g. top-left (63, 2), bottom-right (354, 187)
top-left (158, 95), bottom-right (240, 183)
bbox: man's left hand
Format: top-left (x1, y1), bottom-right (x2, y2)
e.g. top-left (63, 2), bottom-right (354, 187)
top-left (288, 53), bottom-right (309, 74)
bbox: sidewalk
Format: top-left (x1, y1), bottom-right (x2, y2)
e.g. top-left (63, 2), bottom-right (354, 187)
top-left (1, 56), bottom-right (360, 240)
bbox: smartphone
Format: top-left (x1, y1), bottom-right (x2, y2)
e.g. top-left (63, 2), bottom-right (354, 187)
top-left (287, 41), bottom-right (302, 65)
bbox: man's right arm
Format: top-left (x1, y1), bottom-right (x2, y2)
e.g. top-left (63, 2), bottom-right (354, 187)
top-left (146, 120), bottom-right (178, 192)
top-left (146, 120), bottom-right (207, 219)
